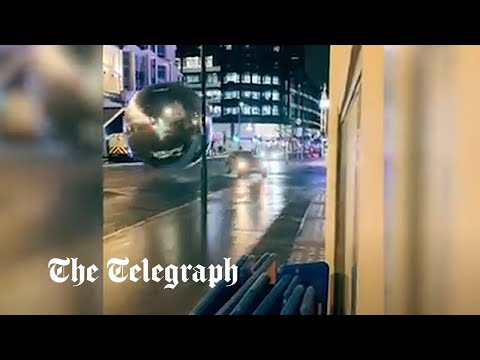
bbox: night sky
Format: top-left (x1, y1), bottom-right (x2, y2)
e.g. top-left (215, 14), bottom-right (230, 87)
top-left (305, 45), bottom-right (330, 88)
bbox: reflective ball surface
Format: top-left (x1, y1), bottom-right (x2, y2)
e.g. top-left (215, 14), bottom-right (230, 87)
top-left (124, 83), bottom-right (212, 169)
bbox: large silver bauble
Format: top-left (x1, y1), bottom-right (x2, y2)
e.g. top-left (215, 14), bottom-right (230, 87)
top-left (124, 83), bottom-right (213, 169)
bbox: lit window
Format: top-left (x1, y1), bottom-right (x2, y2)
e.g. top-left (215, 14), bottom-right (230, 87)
top-left (263, 91), bottom-right (272, 100)
top-left (225, 45), bottom-right (232, 50)
top-left (195, 91), bottom-right (202, 97)
top-left (186, 74), bottom-right (200, 83)
top-left (223, 106), bottom-right (239, 115)
top-left (272, 105), bottom-right (280, 115)
top-left (251, 106), bottom-right (260, 115)
top-left (207, 73), bottom-right (218, 84)
top-left (206, 89), bottom-right (221, 101)
top-left (242, 104), bottom-right (252, 115)
top-left (273, 46), bottom-right (280, 52)
top-left (251, 91), bottom-right (261, 100)
top-left (262, 105), bottom-right (272, 116)
top-left (272, 76), bottom-right (280, 85)
top-left (242, 73), bottom-right (251, 84)
top-left (252, 74), bottom-right (261, 84)
top-left (243, 91), bottom-right (251, 98)
top-left (211, 105), bottom-right (221, 117)
top-left (184, 56), bottom-right (200, 69)
top-left (263, 75), bottom-right (271, 85)
top-left (224, 72), bottom-right (239, 83)
top-left (272, 90), bottom-right (280, 101)
top-left (245, 45), bottom-right (250, 48)
top-left (224, 91), bottom-right (239, 99)
top-left (206, 56), bottom-right (214, 68)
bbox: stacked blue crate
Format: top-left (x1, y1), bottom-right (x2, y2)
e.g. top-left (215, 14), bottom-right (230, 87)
top-left (190, 253), bottom-right (329, 316)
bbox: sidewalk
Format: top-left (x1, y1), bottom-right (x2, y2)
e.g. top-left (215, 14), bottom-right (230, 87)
top-left (288, 191), bottom-right (326, 264)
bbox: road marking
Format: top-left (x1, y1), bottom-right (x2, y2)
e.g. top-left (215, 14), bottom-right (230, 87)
top-left (103, 156), bottom-right (228, 168)
top-left (103, 162), bottom-right (144, 168)
top-left (103, 188), bottom-right (228, 242)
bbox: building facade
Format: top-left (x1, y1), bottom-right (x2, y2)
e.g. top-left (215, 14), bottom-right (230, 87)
top-left (103, 45), bottom-right (124, 106)
top-left (176, 45), bottom-right (323, 150)
top-left (119, 45), bottom-right (182, 103)
top-left (103, 45), bottom-right (182, 155)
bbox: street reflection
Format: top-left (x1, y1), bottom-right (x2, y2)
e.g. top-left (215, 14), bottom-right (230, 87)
top-left (103, 160), bottom-right (309, 314)
top-left (105, 177), bottom-right (284, 313)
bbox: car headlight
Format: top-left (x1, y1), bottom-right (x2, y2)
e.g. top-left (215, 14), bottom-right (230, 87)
top-left (237, 160), bottom-right (247, 171)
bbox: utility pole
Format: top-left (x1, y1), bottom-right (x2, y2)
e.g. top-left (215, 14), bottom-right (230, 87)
top-left (300, 73), bottom-right (306, 160)
top-left (237, 99), bottom-right (246, 150)
top-left (237, 101), bottom-right (242, 150)
top-left (200, 45), bottom-right (208, 249)
top-left (319, 83), bottom-right (330, 157)
top-left (286, 72), bottom-right (291, 162)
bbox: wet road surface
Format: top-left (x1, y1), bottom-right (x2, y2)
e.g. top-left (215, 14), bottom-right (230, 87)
top-left (103, 161), bottom-right (233, 236)
top-left (103, 160), bottom-right (326, 314)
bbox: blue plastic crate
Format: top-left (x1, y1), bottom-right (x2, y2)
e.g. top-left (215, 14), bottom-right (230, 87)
top-left (278, 261), bottom-right (329, 315)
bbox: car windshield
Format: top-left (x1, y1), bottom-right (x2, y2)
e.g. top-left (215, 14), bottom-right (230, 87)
top-left (232, 151), bottom-right (255, 160)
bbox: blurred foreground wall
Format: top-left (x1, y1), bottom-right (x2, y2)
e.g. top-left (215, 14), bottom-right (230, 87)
top-left (0, 45), bottom-right (103, 314)
top-left (326, 45), bottom-right (480, 315)
top-left (326, 45), bottom-right (384, 315)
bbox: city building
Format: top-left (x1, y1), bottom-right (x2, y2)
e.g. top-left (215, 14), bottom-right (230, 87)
top-left (176, 45), bottom-right (323, 151)
top-left (119, 45), bottom-right (182, 103)
top-left (103, 45), bottom-right (182, 157)
top-left (103, 44), bottom-right (182, 120)
top-left (319, 84), bottom-right (329, 136)
top-left (103, 45), bottom-right (124, 107)
top-left (103, 45), bottom-right (125, 137)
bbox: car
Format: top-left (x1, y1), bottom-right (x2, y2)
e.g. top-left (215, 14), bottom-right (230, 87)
top-left (257, 148), bottom-right (284, 161)
top-left (226, 150), bottom-right (267, 178)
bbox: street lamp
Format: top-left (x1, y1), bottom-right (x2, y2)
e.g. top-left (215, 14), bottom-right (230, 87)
top-left (319, 84), bottom-right (329, 139)
top-left (199, 45), bottom-right (208, 250)
top-left (320, 97), bottom-right (330, 111)
top-left (237, 101), bottom-right (244, 149)
top-left (320, 83), bottom-right (330, 110)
